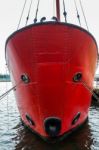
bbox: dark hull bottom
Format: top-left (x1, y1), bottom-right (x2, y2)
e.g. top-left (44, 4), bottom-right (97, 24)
top-left (21, 117), bottom-right (88, 143)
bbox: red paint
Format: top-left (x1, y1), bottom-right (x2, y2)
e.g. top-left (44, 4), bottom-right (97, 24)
top-left (6, 23), bottom-right (98, 138)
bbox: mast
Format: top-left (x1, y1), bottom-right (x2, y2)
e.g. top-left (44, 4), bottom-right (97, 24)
top-left (56, 0), bottom-right (60, 21)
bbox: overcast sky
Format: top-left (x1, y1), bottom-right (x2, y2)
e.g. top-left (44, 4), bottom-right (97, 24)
top-left (0, 0), bottom-right (99, 73)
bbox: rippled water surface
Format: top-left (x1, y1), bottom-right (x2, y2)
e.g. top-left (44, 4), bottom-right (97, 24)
top-left (0, 82), bottom-right (99, 150)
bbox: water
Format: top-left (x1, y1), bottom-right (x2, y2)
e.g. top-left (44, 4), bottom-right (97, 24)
top-left (0, 82), bottom-right (99, 150)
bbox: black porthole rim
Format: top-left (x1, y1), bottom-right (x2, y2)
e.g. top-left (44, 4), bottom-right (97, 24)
top-left (21, 74), bottom-right (30, 84)
top-left (73, 72), bottom-right (82, 82)
top-left (72, 112), bottom-right (81, 125)
top-left (25, 113), bottom-right (35, 126)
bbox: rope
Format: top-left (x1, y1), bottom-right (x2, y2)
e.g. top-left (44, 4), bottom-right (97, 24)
top-left (17, 0), bottom-right (27, 30)
top-left (25, 0), bottom-right (33, 26)
top-left (34, 0), bottom-right (40, 23)
top-left (81, 80), bottom-right (99, 102)
top-left (63, 0), bottom-right (67, 22)
top-left (79, 0), bottom-right (89, 31)
top-left (74, 0), bottom-right (81, 26)
top-left (0, 81), bottom-right (22, 101)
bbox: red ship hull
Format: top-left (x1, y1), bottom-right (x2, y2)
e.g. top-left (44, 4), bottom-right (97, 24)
top-left (5, 22), bottom-right (98, 139)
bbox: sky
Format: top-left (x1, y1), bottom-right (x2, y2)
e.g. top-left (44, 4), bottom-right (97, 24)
top-left (0, 0), bottom-right (99, 74)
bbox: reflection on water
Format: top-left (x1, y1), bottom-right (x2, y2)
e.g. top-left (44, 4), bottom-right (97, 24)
top-left (14, 120), bottom-right (93, 150)
top-left (0, 82), bottom-right (99, 150)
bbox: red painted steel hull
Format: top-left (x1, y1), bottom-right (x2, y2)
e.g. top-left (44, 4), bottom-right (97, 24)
top-left (5, 22), bottom-right (98, 139)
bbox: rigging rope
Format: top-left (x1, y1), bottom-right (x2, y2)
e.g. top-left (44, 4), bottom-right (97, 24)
top-left (17, 0), bottom-right (27, 30)
top-left (34, 0), bottom-right (40, 23)
top-left (63, 0), bottom-right (67, 22)
top-left (53, 0), bottom-right (55, 17)
top-left (79, 0), bottom-right (89, 31)
top-left (25, 0), bottom-right (33, 26)
top-left (74, 0), bottom-right (81, 26)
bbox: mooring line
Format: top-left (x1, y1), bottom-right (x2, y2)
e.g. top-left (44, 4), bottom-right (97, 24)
top-left (0, 81), bottom-right (22, 101)
top-left (81, 80), bottom-right (99, 102)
